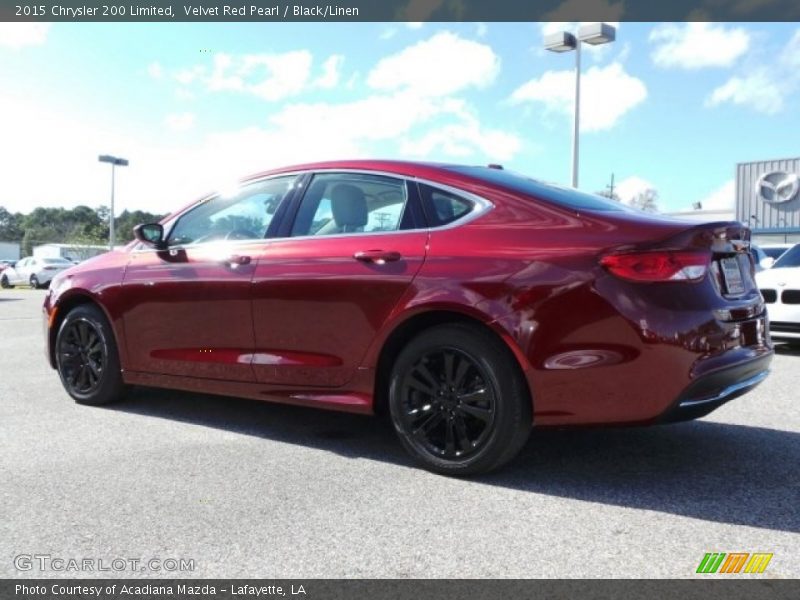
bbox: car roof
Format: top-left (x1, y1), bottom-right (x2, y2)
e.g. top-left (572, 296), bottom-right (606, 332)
top-left (242, 159), bottom-right (465, 183)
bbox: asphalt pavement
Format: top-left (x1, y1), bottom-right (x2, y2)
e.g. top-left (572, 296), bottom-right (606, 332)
top-left (1, 288), bottom-right (799, 578)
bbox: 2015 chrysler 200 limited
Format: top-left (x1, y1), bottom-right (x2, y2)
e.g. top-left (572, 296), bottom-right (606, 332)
top-left (43, 161), bottom-right (773, 475)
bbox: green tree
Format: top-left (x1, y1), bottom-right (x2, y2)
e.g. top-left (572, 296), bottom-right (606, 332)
top-left (115, 209), bottom-right (166, 243)
top-left (0, 207), bottom-right (24, 241)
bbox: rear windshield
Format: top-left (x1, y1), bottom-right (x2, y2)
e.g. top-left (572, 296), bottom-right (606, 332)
top-left (772, 244), bottom-right (800, 269)
top-left (444, 166), bottom-right (630, 212)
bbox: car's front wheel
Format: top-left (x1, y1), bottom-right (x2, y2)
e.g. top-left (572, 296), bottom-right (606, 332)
top-left (29, 275), bottom-right (40, 289)
top-left (389, 323), bottom-right (532, 476)
top-left (0, 275), bottom-right (12, 289)
top-left (55, 304), bottom-right (126, 405)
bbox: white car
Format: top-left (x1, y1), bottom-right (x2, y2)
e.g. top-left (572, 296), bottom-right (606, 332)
top-left (0, 256), bottom-right (73, 289)
top-left (757, 243), bottom-right (794, 269)
top-left (756, 243), bottom-right (800, 344)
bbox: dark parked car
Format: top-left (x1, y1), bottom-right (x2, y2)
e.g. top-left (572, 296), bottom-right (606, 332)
top-left (42, 161), bottom-right (773, 475)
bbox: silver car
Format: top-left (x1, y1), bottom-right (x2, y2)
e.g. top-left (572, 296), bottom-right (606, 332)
top-left (0, 256), bottom-right (73, 289)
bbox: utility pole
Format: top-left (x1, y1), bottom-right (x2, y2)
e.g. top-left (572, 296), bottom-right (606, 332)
top-left (606, 173), bottom-right (615, 199)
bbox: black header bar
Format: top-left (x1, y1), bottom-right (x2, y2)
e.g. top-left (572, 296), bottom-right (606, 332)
top-left (3, 0), bottom-right (800, 22)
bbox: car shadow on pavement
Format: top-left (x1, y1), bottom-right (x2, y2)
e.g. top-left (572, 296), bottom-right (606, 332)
top-left (111, 386), bottom-right (799, 534)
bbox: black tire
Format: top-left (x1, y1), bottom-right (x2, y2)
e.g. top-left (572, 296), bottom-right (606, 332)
top-left (0, 275), bottom-right (12, 289)
top-left (29, 275), bottom-right (40, 289)
top-left (55, 304), bottom-right (126, 406)
top-left (389, 323), bottom-right (532, 476)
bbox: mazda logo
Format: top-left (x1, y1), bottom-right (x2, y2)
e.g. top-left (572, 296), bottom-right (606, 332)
top-left (756, 170), bottom-right (800, 204)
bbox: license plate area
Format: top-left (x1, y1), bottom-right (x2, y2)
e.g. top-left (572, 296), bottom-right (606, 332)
top-left (720, 256), bottom-right (745, 295)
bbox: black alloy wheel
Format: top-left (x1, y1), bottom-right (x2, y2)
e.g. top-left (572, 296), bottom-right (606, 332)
top-left (55, 304), bottom-right (126, 405)
top-left (399, 347), bottom-right (497, 460)
top-left (389, 323), bottom-right (531, 476)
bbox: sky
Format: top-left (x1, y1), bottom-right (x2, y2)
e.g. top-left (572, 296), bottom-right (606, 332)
top-left (1, 21), bottom-right (799, 216)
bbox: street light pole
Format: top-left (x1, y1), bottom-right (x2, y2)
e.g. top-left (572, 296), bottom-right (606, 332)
top-left (544, 22), bottom-right (616, 189)
top-left (98, 154), bottom-right (129, 250)
top-left (572, 41), bottom-right (581, 188)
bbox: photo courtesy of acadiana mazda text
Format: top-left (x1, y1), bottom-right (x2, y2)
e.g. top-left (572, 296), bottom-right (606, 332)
top-left (42, 160), bottom-right (773, 476)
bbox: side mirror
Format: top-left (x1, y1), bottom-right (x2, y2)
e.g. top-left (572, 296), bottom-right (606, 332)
top-left (134, 223), bottom-right (166, 249)
top-left (760, 257), bottom-right (775, 269)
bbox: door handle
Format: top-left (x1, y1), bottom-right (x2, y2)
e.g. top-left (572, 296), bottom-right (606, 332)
top-left (354, 250), bottom-right (402, 264)
top-left (224, 255), bottom-right (252, 266)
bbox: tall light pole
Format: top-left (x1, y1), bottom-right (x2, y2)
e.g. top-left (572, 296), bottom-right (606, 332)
top-left (98, 154), bottom-right (129, 250)
top-left (544, 23), bottom-right (616, 188)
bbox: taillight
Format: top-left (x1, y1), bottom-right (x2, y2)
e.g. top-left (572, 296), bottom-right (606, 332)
top-left (600, 251), bottom-right (710, 282)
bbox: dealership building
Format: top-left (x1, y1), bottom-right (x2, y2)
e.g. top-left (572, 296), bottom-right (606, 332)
top-left (667, 157), bottom-right (800, 244)
top-left (736, 157), bottom-right (800, 244)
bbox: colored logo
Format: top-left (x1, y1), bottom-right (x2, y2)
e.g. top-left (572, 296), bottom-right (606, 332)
top-left (696, 553), bottom-right (773, 574)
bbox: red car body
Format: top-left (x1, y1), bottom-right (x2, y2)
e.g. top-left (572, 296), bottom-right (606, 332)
top-left (43, 160), bottom-right (772, 470)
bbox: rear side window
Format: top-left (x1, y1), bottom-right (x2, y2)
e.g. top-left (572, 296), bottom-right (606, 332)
top-left (418, 184), bottom-right (474, 227)
top-left (444, 166), bottom-right (630, 212)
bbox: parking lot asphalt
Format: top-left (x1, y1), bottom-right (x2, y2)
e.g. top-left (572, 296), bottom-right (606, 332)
top-left (1, 288), bottom-right (799, 579)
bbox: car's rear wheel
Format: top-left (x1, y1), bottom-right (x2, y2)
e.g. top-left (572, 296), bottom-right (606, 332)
top-left (388, 323), bottom-right (532, 476)
top-left (29, 275), bottom-right (40, 289)
top-left (0, 275), bottom-right (12, 289)
top-left (55, 304), bottom-right (126, 406)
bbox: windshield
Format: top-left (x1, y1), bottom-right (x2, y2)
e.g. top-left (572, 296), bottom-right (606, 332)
top-left (443, 166), bottom-right (632, 212)
top-left (762, 246), bottom-right (790, 260)
top-left (42, 258), bottom-right (72, 264)
top-left (772, 244), bottom-right (800, 269)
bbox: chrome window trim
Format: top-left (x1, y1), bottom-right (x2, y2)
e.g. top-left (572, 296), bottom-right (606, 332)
top-left (129, 168), bottom-right (494, 253)
top-left (288, 168), bottom-right (494, 238)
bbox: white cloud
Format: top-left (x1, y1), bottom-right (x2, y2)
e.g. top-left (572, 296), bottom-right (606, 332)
top-left (170, 50), bottom-right (341, 102)
top-left (650, 23), bottom-right (750, 69)
top-left (476, 23), bottom-right (488, 38)
top-left (401, 120), bottom-right (520, 161)
top-left (615, 176), bottom-right (654, 205)
top-left (405, 22), bottom-right (424, 29)
top-left (696, 179), bottom-right (735, 211)
top-left (706, 70), bottom-right (783, 114)
top-left (704, 27), bottom-right (800, 114)
top-left (780, 29), bottom-right (800, 69)
top-left (509, 62), bottom-right (646, 132)
top-left (269, 93), bottom-right (442, 143)
top-left (368, 31), bottom-right (500, 97)
top-left (0, 23), bottom-right (50, 49)
top-left (147, 62), bottom-right (164, 79)
top-left (0, 33), bottom-right (523, 215)
top-left (213, 51), bottom-right (313, 101)
top-left (175, 65), bottom-right (205, 85)
top-left (314, 55), bottom-right (344, 89)
top-left (164, 112), bottom-right (195, 132)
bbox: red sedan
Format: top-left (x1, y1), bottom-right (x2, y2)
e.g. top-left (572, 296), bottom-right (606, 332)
top-left (43, 160), bottom-right (772, 475)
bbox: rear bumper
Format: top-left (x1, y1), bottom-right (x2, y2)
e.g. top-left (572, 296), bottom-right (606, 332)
top-left (659, 352), bottom-right (772, 423)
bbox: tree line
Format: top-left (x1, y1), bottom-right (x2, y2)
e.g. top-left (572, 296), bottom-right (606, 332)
top-left (0, 206), bottom-right (166, 256)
